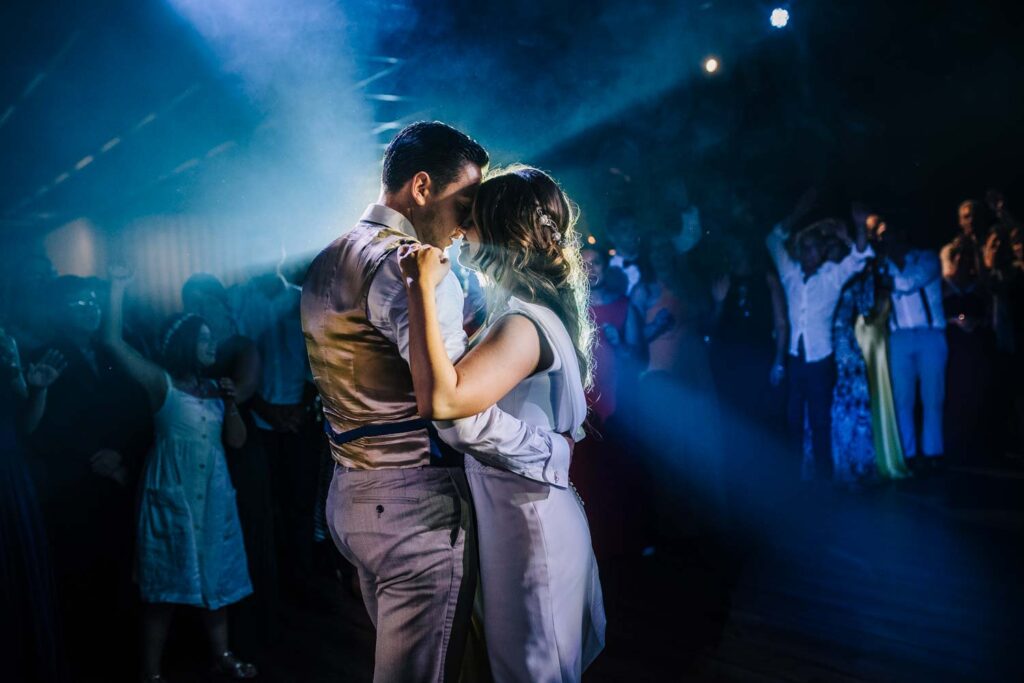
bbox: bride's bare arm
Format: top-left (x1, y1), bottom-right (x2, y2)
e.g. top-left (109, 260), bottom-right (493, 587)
top-left (402, 246), bottom-right (541, 420)
top-left (407, 281), bottom-right (541, 420)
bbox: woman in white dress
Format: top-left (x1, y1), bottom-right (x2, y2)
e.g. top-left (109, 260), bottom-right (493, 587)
top-left (399, 166), bottom-right (606, 682)
top-left (103, 267), bottom-right (258, 682)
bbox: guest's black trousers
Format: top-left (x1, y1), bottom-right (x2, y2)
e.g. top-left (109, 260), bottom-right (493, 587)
top-left (787, 352), bottom-right (836, 480)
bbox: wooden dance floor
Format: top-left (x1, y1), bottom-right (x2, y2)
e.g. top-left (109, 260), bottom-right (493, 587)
top-left (154, 462), bottom-right (1024, 682)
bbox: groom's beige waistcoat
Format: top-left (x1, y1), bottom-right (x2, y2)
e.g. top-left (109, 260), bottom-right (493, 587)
top-left (301, 223), bottom-right (431, 469)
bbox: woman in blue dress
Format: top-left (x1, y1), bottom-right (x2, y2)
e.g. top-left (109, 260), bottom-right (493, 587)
top-left (802, 227), bottom-right (881, 485)
top-left (809, 224), bottom-right (908, 486)
top-left (829, 266), bottom-right (879, 485)
top-left (102, 267), bottom-right (257, 682)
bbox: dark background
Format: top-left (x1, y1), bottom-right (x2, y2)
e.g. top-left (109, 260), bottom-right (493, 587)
top-left (3, 3), bottom-right (1023, 681)
top-left (2, 0), bottom-right (1022, 260)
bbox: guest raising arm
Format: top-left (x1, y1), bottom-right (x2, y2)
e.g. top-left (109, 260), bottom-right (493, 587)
top-left (102, 265), bottom-right (255, 682)
top-left (0, 329), bottom-right (66, 434)
top-left (102, 267), bottom-right (169, 413)
top-left (103, 266), bottom-right (245, 449)
top-left (766, 192), bottom-right (872, 481)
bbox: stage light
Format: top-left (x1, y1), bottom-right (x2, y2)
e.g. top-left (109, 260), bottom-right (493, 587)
top-left (587, 235), bottom-right (597, 245)
top-left (703, 57), bottom-right (720, 74)
top-left (770, 8), bottom-right (790, 28)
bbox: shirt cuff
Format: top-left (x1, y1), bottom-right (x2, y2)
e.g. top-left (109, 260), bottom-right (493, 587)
top-left (543, 433), bottom-right (571, 488)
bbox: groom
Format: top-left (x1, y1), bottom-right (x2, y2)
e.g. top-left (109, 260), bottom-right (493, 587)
top-left (301, 122), bottom-right (570, 682)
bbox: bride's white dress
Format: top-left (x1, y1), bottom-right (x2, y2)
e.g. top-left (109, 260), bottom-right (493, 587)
top-left (465, 296), bottom-right (606, 682)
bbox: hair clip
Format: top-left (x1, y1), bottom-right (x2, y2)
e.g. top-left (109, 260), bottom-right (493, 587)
top-left (537, 209), bottom-right (561, 243)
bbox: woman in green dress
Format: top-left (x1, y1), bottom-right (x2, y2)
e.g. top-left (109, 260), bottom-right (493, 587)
top-left (856, 290), bottom-right (911, 480)
top-left (806, 225), bottom-right (909, 484)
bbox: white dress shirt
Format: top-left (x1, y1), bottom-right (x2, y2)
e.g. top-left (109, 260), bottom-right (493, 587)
top-left (887, 250), bottom-right (945, 331)
top-left (231, 278), bottom-right (310, 429)
top-left (362, 204), bottom-right (571, 488)
top-left (766, 223), bottom-right (873, 362)
top-left (608, 254), bottom-right (642, 294)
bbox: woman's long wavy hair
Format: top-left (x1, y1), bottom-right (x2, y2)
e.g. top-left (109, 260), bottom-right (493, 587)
top-left (466, 165), bottom-right (595, 388)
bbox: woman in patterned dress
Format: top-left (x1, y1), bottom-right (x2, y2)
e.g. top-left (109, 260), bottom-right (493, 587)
top-left (812, 229), bottom-right (908, 485)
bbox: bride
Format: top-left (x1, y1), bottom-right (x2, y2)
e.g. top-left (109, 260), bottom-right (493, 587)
top-left (399, 165), bottom-right (606, 682)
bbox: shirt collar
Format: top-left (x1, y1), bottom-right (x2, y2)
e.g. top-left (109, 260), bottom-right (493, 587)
top-left (360, 203), bottom-right (417, 239)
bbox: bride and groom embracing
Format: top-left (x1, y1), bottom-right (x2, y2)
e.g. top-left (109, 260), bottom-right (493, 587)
top-left (300, 121), bottom-right (606, 682)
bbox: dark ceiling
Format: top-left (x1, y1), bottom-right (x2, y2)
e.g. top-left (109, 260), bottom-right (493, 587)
top-left (1, 0), bottom-right (1022, 243)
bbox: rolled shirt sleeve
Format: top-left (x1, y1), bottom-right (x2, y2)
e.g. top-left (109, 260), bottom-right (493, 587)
top-left (367, 254), bottom-right (569, 487)
top-left (765, 223), bottom-right (796, 276)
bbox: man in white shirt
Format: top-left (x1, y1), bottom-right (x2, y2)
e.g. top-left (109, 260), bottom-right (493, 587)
top-left (607, 207), bottom-right (643, 294)
top-left (232, 273), bottom-right (323, 597)
top-left (767, 214), bottom-right (872, 480)
top-left (301, 123), bottom-right (568, 682)
top-left (883, 226), bottom-right (947, 468)
top-left (607, 203), bottom-right (704, 296)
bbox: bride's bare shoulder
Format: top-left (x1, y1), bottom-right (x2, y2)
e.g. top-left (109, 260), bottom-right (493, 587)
top-left (485, 312), bottom-right (553, 372)
top-left (482, 312), bottom-right (535, 343)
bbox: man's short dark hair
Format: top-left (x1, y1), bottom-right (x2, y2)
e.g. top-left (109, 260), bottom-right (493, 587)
top-left (382, 121), bottom-right (488, 194)
top-left (181, 273), bottom-right (227, 311)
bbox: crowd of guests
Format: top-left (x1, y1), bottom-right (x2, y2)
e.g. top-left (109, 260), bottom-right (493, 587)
top-left (1, 183), bottom-right (1021, 681)
top-left (572, 186), bottom-right (1023, 531)
top-left (1, 256), bottom-right (328, 681)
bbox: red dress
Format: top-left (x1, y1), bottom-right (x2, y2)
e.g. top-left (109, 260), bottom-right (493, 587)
top-left (574, 296), bottom-right (632, 561)
top-left (587, 297), bottom-right (630, 422)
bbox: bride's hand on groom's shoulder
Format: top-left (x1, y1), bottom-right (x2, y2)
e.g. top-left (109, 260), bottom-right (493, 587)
top-left (399, 243), bottom-right (450, 290)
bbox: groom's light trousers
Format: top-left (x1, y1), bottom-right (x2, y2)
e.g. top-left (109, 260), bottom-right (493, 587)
top-left (326, 464), bottom-right (477, 683)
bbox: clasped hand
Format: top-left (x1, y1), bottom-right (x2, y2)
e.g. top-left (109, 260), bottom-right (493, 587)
top-left (398, 244), bottom-right (451, 289)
